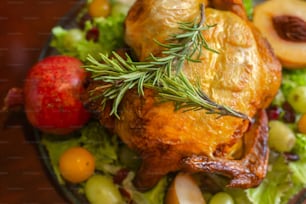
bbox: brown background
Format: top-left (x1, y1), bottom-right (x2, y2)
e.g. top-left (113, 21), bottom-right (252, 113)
top-left (0, 0), bottom-right (305, 204)
top-left (0, 0), bottom-right (79, 203)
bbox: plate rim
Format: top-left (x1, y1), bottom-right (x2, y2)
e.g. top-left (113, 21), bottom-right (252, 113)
top-left (35, 1), bottom-right (87, 203)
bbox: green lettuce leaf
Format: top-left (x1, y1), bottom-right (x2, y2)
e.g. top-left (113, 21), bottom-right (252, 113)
top-left (90, 14), bottom-right (125, 54)
top-left (143, 177), bottom-right (169, 204)
top-left (290, 134), bottom-right (306, 184)
top-left (246, 155), bottom-right (292, 204)
top-left (281, 134), bottom-right (306, 204)
top-left (281, 69), bottom-right (306, 97)
top-left (80, 122), bottom-right (121, 174)
top-left (242, 0), bottom-right (253, 18)
top-left (225, 188), bottom-right (252, 204)
top-left (122, 172), bottom-right (169, 204)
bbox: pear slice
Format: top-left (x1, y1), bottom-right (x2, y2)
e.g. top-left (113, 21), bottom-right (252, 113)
top-left (165, 173), bottom-right (206, 204)
top-left (253, 0), bottom-right (306, 69)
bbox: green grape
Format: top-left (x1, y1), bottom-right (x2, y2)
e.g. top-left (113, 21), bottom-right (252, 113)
top-left (268, 120), bottom-right (296, 152)
top-left (85, 174), bottom-right (124, 204)
top-left (209, 192), bottom-right (234, 204)
top-left (287, 86), bottom-right (306, 113)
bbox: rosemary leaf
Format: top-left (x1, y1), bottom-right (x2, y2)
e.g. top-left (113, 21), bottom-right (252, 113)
top-left (110, 82), bottom-right (131, 117)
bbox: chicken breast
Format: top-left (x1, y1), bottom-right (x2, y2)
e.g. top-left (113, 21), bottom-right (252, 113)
top-left (85, 0), bottom-right (282, 190)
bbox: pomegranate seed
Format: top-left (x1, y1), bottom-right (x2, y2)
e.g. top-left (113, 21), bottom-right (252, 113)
top-left (267, 105), bottom-right (281, 120)
top-left (86, 27), bottom-right (99, 42)
top-left (113, 168), bottom-right (129, 185)
top-left (284, 152), bottom-right (300, 162)
top-left (78, 13), bottom-right (92, 29)
top-left (282, 102), bottom-right (296, 123)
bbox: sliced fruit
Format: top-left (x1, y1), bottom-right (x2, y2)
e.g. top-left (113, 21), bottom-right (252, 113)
top-left (253, 0), bottom-right (306, 69)
top-left (165, 173), bottom-right (206, 204)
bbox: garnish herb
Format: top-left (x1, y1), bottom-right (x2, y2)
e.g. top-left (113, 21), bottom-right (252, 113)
top-left (86, 3), bottom-right (250, 120)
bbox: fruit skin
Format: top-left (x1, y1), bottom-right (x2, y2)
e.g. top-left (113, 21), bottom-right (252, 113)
top-left (208, 192), bottom-right (234, 204)
top-left (85, 174), bottom-right (124, 204)
top-left (298, 113), bottom-right (306, 134)
top-left (24, 55), bottom-right (90, 135)
top-left (89, 0), bottom-right (111, 18)
top-left (253, 0), bottom-right (306, 69)
top-left (287, 86), bottom-right (306, 114)
top-left (165, 173), bottom-right (206, 204)
top-left (268, 120), bottom-right (296, 153)
top-left (59, 146), bottom-right (95, 183)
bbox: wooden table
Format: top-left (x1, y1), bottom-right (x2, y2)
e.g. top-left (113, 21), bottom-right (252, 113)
top-left (0, 1), bottom-right (79, 203)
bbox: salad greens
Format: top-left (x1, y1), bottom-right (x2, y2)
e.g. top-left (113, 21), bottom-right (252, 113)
top-left (245, 134), bottom-right (306, 204)
top-left (42, 122), bottom-right (169, 204)
top-left (51, 13), bottom-right (125, 61)
top-left (243, 0), bottom-right (253, 18)
top-left (282, 69), bottom-right (306, 98)
top-left (43, 0), bottom-right (306, 203)
top-left (42, 134), bottom-right (80, 184)
top-left (80, 122), bottom-right (120, 174)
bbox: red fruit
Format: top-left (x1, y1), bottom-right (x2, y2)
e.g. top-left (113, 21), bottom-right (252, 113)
top-left (24, 55), bottom-right (90, 135)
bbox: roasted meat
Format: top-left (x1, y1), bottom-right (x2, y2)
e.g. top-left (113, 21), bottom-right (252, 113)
top-left (85, 0), bottom-right (282, 190)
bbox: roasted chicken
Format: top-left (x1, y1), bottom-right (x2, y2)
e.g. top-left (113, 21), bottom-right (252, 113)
top-left (85, 0), bottom-right (282, 191)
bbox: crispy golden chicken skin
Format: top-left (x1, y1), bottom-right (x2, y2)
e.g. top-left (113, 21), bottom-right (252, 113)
top-left (85, 0), bottom-right (282, 190)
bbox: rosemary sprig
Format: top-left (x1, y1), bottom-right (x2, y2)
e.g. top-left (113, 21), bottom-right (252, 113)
top-left (85, 4), bottom-right (250, 120)
top-left (149, 73), bottom-right (250, 119)
top-left (86, 53), bottom-right (157, 117)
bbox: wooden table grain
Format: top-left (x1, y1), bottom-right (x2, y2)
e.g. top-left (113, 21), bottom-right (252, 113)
top-left (0, 1), bottom-right (79, 203)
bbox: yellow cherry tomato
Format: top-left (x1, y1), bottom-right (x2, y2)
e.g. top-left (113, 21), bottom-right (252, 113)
top-left (89, 0), bottom-right (111, 18)
top-left (59, 146), bottom-right (95, 183)
top-left (298, 113), bottom-right (306, 134)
